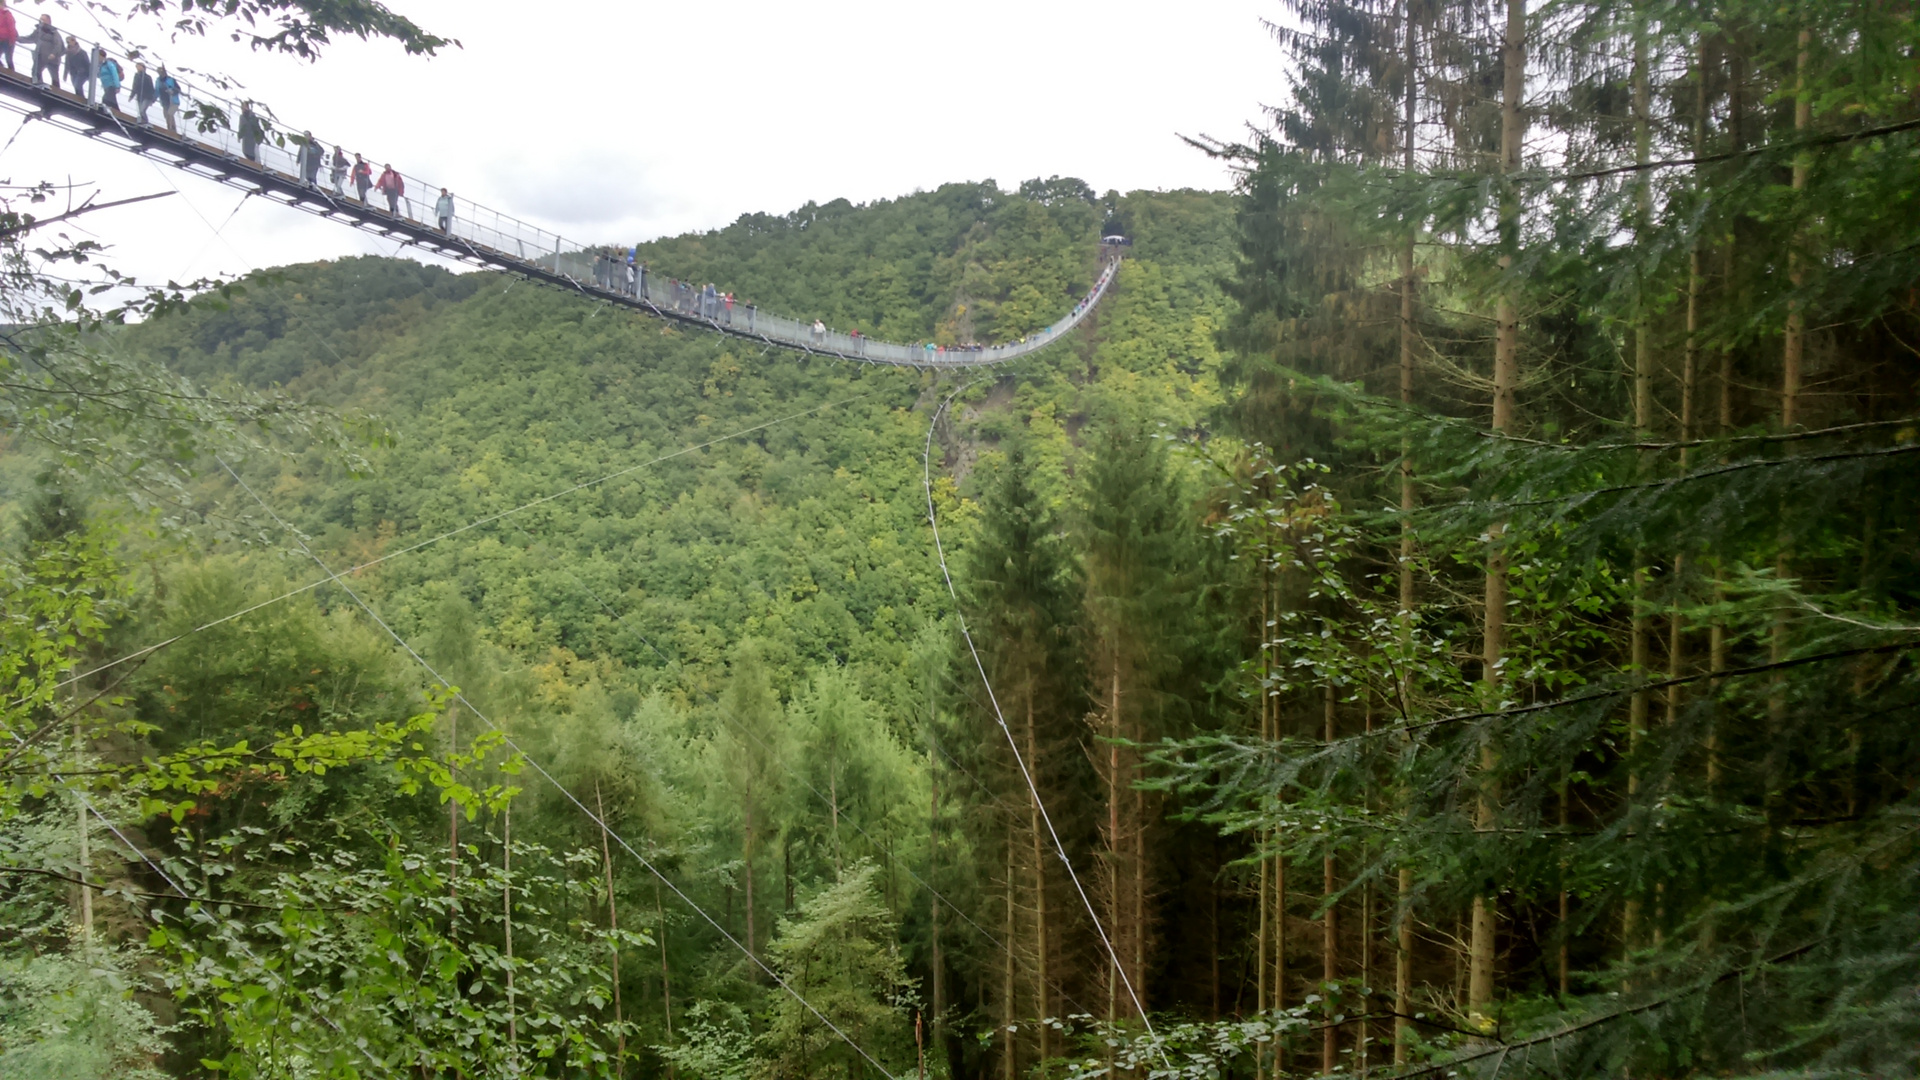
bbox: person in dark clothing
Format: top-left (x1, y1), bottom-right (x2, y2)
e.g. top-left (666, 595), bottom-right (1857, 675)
top-left (63, 36), bottom-right (88, 99)
top-left (27, 15), bottom-right (58, 86)
top-left (329, 146), bottom-right (348, 197)
top-left (130, 61), bottom-right (155, 123)
top-left (351, 154), bottom-right (372, 202)
top-left (0, 1), bottom-right (18, 73)
top-left (237, 101), bottom-right (263, 163)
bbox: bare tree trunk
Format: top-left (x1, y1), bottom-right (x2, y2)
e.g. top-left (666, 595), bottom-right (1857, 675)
top-left (1006, 820), bottom-right (1019, 1080)
top-left (1624, 19), bottom-right (1656, 957)
top-left (504, 801), bottom-right (518, 1059)
top-left (1323, 685), bottom-right (1339, 1075)
top-left (656, 879), bottom-right (673, 1048)
top-left (1394, 867), bottom-right (1412, 1066)
top-left (1258, 562), bottom-right (1273, 1080)
top-left (1770, 27), bottom-right (1812, 786)
top-left (449, 705), bottom-right (459, 941)
top-left (1557, 781), bottom-right (1570, 998)
top-left (1026, 691), bottom-right (1050, 1075)
top-left (596, 783), bottom-right (627, 1075)
top-left (1108, 665), bottom-right (1124, 1027)
top-left (75, 717), bottom-right (92, 941)
top-left (929, 723), bottom-right (945, 1056)
top-left (1472, 0), bottom-right (1527, 1020)
top-left (1395, 7), bottom-right (1418, 1057)
top-left (1710, 43), bottom-right (1745, 791)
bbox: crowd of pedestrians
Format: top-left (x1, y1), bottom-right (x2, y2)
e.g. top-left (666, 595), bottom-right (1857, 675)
top-left (0, 7), bottom-right (448, 230)
top-left (2, 2), bottom-right (180, 131)
top-left (0, 2), bottom-right (1114, 360)
top-left (582, 244), bottom-right (764, 330)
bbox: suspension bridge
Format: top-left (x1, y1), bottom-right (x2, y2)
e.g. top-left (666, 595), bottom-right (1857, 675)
top-left (0, 24), bottom-right (1160, 1066)
top-left (0, 35), bottom-right (1118, 367)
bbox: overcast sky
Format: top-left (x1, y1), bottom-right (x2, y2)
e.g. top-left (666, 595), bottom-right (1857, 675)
top-left (2, 0), bottom-right (1282, 286)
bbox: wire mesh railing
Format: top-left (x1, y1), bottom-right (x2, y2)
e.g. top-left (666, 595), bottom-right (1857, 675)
top-left (0, 26), bottom-right (1118, 367)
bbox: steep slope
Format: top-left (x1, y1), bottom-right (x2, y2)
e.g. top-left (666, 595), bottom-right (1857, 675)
top-left (123, 182), bottom-right (1234, 710)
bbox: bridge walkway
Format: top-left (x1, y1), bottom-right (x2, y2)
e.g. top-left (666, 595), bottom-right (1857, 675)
top-left (0, 42), bottom-right (1116, 369)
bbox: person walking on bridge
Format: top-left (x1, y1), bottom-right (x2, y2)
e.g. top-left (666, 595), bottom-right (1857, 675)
top-left (95, 47), bottom-right (119, 110)
top-left (237, 101), bottom-right (264, 163)
top-left (351, 154), bottom-right (372, 202)
top-left (156, 66), bottom-right (179, 133)
top-left (0, 2), bottom-right (18, 74)
top-left (329, 146), bottom-right (348, 197)
top-left (130, 61), bottom-right (155, 124)
top-left (435, 188), bottom-right (454, 233)
top-left (27, 15), bottom-right (58, 87)
top-left (62, 36), bottom-right (88, 101)
top-left (375, 163), bottom-right (403, 215)
top-left (295, 132), bottom-right (321, 186)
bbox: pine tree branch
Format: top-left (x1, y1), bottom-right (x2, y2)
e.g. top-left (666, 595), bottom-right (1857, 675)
top-left (1339, 639), bottom-right (1920, 743)
top-left (1497, 442), bottom-right (1920, 509)
top-left (1384, 939), bottom-right (1827, 1079)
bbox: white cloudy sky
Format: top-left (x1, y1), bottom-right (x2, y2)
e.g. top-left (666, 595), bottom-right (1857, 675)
top-left (2, 0), bottom-right (1283, 285)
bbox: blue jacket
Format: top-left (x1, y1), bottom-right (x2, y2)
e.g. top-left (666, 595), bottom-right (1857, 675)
top-left (98, 57), bottom-right (120, 89)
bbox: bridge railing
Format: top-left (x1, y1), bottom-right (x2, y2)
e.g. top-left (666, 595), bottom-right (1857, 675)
top-left (0, 29), bottom-right (1118, 366)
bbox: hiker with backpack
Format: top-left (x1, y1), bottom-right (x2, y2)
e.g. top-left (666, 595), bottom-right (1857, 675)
top-left (156, 66), bottom-right (180, 132)
top-left (95, 47), bottom-right (119, 109)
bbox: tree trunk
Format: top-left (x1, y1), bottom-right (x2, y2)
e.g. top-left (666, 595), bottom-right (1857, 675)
top-left (656, 878), bottom-right (673, 1049)
top-left (1624, 17), bottom-right (1655, 958)
top-left (1472, 0), bottom-right (1526, 1022)
top-left (744, 790), bottom-right (757, 981)
top-left (1323, 685), bottom-right (1339, 1075)
top-left (1394, 868), bottom-right (1412, 1066)
top-left (1026, 691), bottom-right (1050, 1074)
top-left (504, 801), bottom-right (518, 1059)
top-left (1395, 6), bottom-right (1418, 1059)
top-left (449, 705), bottom-right (460, 941)
top-left (596, 783), bottom-right (627, 1074)
top-left (929, 723), bottom-right (945, 1056)
top-left (1006, 819), bottom-right (1019, 1080)
top-left (1108, 664), bottom-right (1124, 1026)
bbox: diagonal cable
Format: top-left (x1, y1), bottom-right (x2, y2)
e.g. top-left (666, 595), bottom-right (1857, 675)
top-left (920, 378), bottom-right (1169, 1063)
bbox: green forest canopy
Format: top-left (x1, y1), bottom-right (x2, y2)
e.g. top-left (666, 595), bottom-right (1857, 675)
top-left (4, 2), bottom-right (1919, 1078)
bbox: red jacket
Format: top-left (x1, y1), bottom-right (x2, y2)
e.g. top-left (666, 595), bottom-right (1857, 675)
top-left (375, 168), bottom-right (403, 196)
top-left (0, 9), bottom-right (17, 44)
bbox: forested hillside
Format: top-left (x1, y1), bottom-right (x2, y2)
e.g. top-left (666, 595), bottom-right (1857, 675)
top-left (5, 2), bottom-right (1919, 1078)
top-left (4, 178), bottom-right (1244, 1077)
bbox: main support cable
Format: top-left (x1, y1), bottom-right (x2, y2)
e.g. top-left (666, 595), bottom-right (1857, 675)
top-left (920, 379), bottom-right (1169, 1064)
top-left (217, 457), bottom-right (898, 1077)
